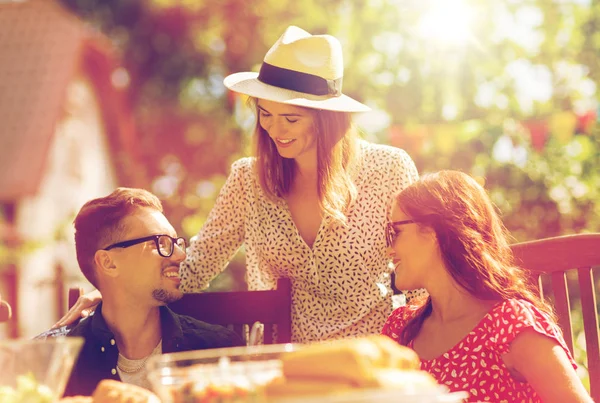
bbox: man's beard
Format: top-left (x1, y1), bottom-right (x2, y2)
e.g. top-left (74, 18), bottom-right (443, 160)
top-left (152, 287), bottom-right (182, 304)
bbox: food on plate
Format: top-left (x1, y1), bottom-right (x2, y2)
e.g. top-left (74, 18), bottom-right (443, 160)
top-left (92, 380), bottom-right (160, 403)
top-left (171, 380), bottom-right (258, 403)
top-left (57, 380), bottom-right (160, 403)
top-left (264, 335), bottom-right (439, 398)
top-left (167, 358), bottom-right (276, 403)
top-left (0, 373), bottom-right (54, 403)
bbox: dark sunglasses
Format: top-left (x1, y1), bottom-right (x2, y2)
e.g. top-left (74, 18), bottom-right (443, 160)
top-left (385, 219), bottom-right (419, 248)
top-left (103, 234), bottom-right (186, 258)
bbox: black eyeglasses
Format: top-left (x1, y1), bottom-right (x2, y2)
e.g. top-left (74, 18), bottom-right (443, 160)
top-left (386, 219), bottom-right (418, 248)
top-left (103, 235), bottom-right (187, 258)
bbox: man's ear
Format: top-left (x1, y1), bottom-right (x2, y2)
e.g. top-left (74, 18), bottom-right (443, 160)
top-left (94, 250), bottom-right (118, 278)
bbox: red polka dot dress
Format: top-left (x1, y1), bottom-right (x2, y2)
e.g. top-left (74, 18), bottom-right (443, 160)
top-left (381, 299), bottom-right (576, 402)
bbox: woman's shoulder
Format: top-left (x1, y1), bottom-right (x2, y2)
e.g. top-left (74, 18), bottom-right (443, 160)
top-left (357, 140), bottom-right (416, 182)
top-left (487, 298), bottom-right (554, 324)
top-left (381, 303), bottom-right (422, 342)
top-left (393, 303), bottom-right (422, 322)
top-left (481, 299), bottom-right (571, 356)
top-left (226, 157), bottom-right (260, 183)
top-left (359, 139), bottom-right (411, 162)
top-left (230, 156), bottom-right (256, 172)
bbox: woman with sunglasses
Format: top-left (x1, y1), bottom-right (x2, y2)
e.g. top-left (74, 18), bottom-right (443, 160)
top-left (382, 170), bottom-right (591, 402)
top-left (56, 26), bottom-right (425, 343)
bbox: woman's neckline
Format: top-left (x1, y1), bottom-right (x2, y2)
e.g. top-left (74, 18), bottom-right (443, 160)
top-left (412, 299), bottom-right (507, 362)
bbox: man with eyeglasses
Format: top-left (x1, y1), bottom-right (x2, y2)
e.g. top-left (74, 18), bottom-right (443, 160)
top-left (37, 188), bottom-right (243, 396)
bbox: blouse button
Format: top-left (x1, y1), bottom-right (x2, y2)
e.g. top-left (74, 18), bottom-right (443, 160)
top-left (110, 339), bottom-right (116, 345)
top-left (101, 346), bottom-right (105, 352)
top-left (111, 368), bottom-right (116, 375)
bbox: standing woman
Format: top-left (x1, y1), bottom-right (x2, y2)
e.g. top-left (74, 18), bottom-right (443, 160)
top-left (182, 26), bottom-right (422, 342)
top-left (58, 26), bottom-right (423, 343)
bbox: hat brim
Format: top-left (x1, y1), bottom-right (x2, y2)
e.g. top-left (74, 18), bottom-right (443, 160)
top-left (224, 72), bottom-right (370, 113)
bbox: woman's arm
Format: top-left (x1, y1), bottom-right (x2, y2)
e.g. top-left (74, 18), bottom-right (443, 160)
top-left (52, 289), bottom-right (102, 328)
top-left (506, 329), bottom-right (592, 403)
top-left (179, 158), bottom-right (250, 292)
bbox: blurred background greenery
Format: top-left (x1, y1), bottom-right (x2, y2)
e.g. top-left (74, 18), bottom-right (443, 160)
top-left (53, 0), bottom-right (598, 387)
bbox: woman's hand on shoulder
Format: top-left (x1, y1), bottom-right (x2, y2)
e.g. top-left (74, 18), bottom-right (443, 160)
top-left (506, 329), bottom-right (592, 402)
top-left (52, 289), bottom-right (103, 328)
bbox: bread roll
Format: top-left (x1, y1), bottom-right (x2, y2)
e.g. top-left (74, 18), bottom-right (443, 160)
top-left (92, 380), bottom-right (160, 403)
top-left (263, 335), bottom-right (439, 399)
top-left (280, 335), bottom-right (420, 387)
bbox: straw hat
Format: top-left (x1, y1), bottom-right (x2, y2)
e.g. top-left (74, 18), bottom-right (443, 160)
top-left (224, 26), bottom-right (370, 112)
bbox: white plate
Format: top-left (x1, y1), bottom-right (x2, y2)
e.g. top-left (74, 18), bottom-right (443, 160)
top-left (273, 388), bottom-right (469, 403)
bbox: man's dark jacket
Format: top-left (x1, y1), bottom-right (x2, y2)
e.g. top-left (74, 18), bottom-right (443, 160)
top-left (37, 303), bottom-right (243, 396)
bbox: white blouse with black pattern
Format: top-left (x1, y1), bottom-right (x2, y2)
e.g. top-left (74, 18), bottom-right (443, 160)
top-left (180, 140), bottom-right (426, 343)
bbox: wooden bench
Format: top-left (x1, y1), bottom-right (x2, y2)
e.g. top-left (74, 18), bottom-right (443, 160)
top-left (511, 233), bottom-right (600, 401)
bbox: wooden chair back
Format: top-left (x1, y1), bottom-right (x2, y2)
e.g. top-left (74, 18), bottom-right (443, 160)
top-left (68, 278), bottom-right (293, 345)
top-left (168, 278), bottom-right (292, 345)
top-left (511, 233), bottom-right (600, 401)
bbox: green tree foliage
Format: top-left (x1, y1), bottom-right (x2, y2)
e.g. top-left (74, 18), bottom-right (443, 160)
top-left (57, 0), bottom-right (600, 241)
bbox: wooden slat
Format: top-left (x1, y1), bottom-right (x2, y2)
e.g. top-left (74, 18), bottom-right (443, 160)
top-left (512, 233), bottom-right (600, 274)
top-left (578, 267), bottom-right (600, 403)
top-left (276, 279), bottom-right (292, 343)
top-left (527, 273), bottom-right (543, 301)
top-left (550, 271), bottom-right (574, 354)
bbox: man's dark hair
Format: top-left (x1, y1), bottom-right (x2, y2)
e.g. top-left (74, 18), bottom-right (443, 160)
top-left (74, 188), bottom-right (163, 288)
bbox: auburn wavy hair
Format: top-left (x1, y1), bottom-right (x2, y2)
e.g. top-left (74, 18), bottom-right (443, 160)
top-left (395, 170), bottom-right (556, 345)
top-left (250, 98), bottom-right (360, 225)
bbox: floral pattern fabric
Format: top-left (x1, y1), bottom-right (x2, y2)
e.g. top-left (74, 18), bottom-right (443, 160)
top-left (381, 298), bottom-right (576, 402)
top-left (180, 140), bottom-right (425, 343)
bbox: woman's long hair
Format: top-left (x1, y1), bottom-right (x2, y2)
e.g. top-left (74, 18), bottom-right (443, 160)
top-left (251, 98), bottom-right (360, 225)
top-left (396, 170), bottom-right (555, 345)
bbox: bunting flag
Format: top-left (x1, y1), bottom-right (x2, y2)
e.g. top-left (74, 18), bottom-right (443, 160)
top-left (523, 120), bottom-right (548, 151)
top-left (576, 110), bottom-right (597, 134)
top-left (388, 109), bottom-right (594, 154)
top-left (549, 111), bottom-right (577, 145)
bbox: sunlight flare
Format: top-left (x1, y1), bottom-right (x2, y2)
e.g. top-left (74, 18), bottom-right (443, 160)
top-left (417, 0), bottom-right (474, 47)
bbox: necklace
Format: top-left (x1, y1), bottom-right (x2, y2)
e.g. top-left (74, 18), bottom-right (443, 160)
top-left (116, 339), bottom-right (162, 374)
top-left (117, 354), bottom-right (151, 373)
